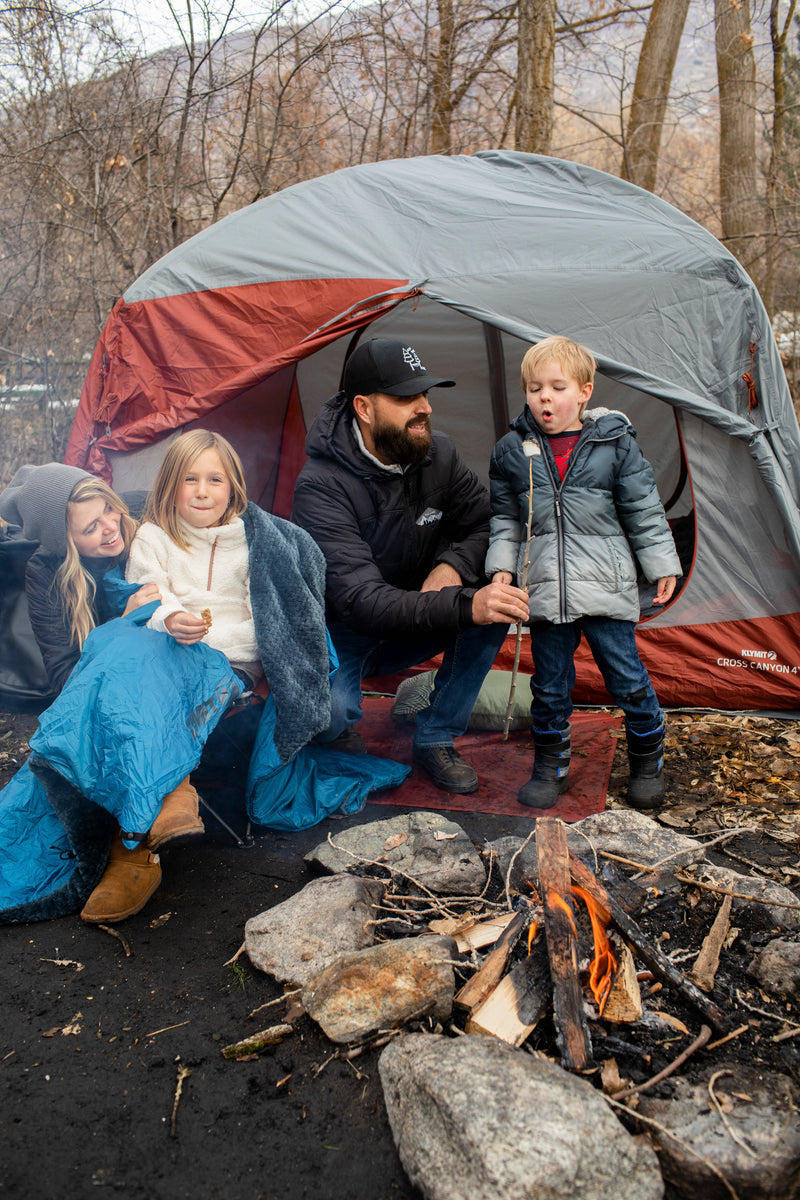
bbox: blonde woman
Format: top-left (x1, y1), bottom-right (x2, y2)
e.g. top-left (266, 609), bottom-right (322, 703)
top-left (0, 464), bottom-right (157, 692)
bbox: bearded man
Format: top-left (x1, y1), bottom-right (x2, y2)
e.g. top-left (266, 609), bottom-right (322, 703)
top-left (291, 337), bottom-right (529, 794)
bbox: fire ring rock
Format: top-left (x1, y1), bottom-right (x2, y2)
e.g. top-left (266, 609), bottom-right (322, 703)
top-left (302, 934), bottom-right (458, 1044)
top-left (244, 874), bottom-right (386, 987)
top-left (379, 1033), bottom-right (664, 1200)
top-left (305, 811), bottom-right (486, 895)
top-left (638, 1065), bottom-right (800, 1200)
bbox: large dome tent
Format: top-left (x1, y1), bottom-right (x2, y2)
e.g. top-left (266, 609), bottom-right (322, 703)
top-left (66, 151), bottom-right (800, 711)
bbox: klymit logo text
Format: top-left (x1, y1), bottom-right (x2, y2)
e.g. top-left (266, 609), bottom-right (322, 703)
top-left (741, 648), bottom-right (777, 661)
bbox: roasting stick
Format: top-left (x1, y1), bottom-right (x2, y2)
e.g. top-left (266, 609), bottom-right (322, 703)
top-left (503, 441), bottom-right (537, 740)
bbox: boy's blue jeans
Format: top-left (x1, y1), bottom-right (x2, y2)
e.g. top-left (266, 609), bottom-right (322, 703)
top-left (318, 620), bottom-right (509, 747)
top-left (528, 617), bottom-right (663, 736)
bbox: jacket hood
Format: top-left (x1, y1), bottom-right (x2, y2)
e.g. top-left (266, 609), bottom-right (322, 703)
top-left (510, 405), bottom-right (633, 440)
top-left (0, 462), bottom-right (93, 557)
top-left (304, 391), bottom-right (373, 474)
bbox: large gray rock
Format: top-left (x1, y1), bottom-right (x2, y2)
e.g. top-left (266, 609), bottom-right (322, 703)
top-left (485, 810), bottom-right (706, 895)
top-left (688, 863), bottom-right (800, 930)
top-left (379, 1034), bottom-right (664, 1200)
top-left (638, 1065), bottom-right (800, 1200)
top-left (244, 874), bottom-right (385, 986)
top-left (748, 937), bottom-right (800, 998)
top-left (566, 810), bottom-right (707, 871)
top-left (483, 835), bottom-right (539, 890)
top-left (306, 811), bottom-right (486, 895)
top-left (302, 935), bottom-right (457, 1044)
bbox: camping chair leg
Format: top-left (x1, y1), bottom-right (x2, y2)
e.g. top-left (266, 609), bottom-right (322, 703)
top-left (198, 795), bottom-right (248, 847)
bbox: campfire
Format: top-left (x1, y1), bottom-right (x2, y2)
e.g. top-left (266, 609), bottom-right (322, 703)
top-left (423, 817), bottom-right (729, 1072)
top-left (236, 807), bottom-right (799, 1198)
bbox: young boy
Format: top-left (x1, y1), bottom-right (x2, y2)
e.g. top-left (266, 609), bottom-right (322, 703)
top-left (486, 335), bottom-right (681, 810)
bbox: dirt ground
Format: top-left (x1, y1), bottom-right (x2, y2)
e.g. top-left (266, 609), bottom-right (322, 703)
top-left (1, 703), bottom-right (798, 1200)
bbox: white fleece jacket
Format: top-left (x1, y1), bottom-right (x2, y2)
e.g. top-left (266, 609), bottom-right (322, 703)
top-left (126, 518), bottom-right (260, 673)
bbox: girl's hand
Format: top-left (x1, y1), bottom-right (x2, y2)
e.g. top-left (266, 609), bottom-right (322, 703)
top-left (165, 611), bottom-right (208, 644)
top-left (653, 576), bottom-right (676, 605)
top-left (121, 583), bottom-right (161, 617)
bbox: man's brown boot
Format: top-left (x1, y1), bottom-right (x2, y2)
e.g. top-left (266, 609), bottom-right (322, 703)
top-left (146, 777), bottom-right (204, 851)
top-left (80, 833), bottom-right (162, 923)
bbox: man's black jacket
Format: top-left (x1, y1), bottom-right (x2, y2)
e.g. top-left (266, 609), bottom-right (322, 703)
top-left (291, 391), bottom-right (490, 638)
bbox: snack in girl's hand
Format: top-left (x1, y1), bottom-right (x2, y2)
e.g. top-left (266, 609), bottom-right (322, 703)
top-left (200, 608), bottom-right (212, 633)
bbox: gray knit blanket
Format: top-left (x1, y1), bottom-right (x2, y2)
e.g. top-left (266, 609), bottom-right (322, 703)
top-left (242, 504), bottom-right (330, 762)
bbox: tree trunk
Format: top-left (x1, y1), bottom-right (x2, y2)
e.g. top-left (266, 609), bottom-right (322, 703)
top-left (430, 0), bottom-right (456, 153)
top-left (515, 0), bottom-right (555, 153)
top-left (762, 0), bottom-right (797, 318)
top-left (621, 0), bottom-right (691, 191)
top-left (715, 0), bottom-right (761, 287)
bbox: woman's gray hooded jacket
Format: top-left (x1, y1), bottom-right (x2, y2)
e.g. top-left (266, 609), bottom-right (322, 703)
top-left (486, 407), bottom-right (681, 625)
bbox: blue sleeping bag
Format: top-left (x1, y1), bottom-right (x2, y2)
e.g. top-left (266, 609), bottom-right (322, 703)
top-left (0, 600), bottom-right (410, 922)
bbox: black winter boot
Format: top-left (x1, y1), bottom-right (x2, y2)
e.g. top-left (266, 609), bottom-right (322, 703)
top-left (626, 727), bottom-right (666, 809)
top-left (517, 728), bottom-right (571, 809)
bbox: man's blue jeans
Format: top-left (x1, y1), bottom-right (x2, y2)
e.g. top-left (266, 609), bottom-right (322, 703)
top-left (529, 616), bottom-right (663, 736)
top-left (319, 620), bottom-right (510, 748)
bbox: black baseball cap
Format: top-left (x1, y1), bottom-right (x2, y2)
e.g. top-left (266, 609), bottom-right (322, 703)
top-left (344, 338), bottom-right (456, 400)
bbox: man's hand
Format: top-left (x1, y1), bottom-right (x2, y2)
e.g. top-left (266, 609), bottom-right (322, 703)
top-left (165, 610), bottom-right (208, 645)
top-left (121, 583), bottom-right (161, 617)
top-left (421, 562), bottom-right (463, 592)
top-left (653, 576), bottom-right (676, 605)
top-left (472, 576), bottom-right (530, 625)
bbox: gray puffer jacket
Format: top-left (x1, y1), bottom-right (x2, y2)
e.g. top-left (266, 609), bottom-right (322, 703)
top-left (486, 407), bottom-right (681, 624)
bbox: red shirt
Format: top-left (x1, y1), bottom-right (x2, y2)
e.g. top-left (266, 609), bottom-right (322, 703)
top-left (547, 430), bottom-right (581, 481)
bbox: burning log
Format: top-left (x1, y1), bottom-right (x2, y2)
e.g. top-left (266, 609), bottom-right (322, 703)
top-left (454, 906), bottom-right (529, 1012)
top-left (465, 944), bottom-right (550, 1046)
top-left (601, 938), bottom-right (643, 1024)
top-left (536, 818), bottom-right (593, 1070)
top-left (568, 852), bottom-right (729, 1035)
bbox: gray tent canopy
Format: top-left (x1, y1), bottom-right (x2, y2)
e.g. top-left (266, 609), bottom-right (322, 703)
top-left (66, 151), bottom-right (800, 710)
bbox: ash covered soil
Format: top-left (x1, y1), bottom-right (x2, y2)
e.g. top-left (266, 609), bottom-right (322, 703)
top-left (1, 705), bottom-right (798, 1200)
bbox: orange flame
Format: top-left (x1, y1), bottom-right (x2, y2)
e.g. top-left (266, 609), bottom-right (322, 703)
top-left (526, 918), bottom-right (538, 954)
top-left (570, 885), bottom-right (618, 1015)
top-left (547, 889), bottom-right (577, 935)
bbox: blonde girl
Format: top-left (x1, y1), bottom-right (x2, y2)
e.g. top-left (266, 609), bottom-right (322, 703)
top-left (128, 430), bottom-right (261, 682)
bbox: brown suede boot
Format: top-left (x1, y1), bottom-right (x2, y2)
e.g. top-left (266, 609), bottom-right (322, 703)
top-left (146, 777), bottom-right (204, 851)
top-left (81, 833), bottom-right (162, 923)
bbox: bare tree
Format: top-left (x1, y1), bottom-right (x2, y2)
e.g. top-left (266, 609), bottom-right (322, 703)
top-left (515, 0), bottom-right (556, 152)
top-left (762, 0), bottom-right (798, 316)
top-left (715, 0), bottom-right (761, 285)
top-left (621, 0), bottom-right (691, 190)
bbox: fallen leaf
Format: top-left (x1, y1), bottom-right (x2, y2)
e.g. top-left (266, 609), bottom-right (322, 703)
top-left (650, 1011), bottom-right (690, 1035)
top-left (61, 1013), bottom-right (83, 1036)
top-left (149, 912), bottom-right (173, 929)
top-left (433, 831), bottom-right (457, 841)
top-left (429, 916), bottom-right (473, 936)
top-left (384, 833), bottom-right (408, 851)
top-left (600, 1057), bottom-right (631, 1095)
top-left (39, 958), bottom-right (84, 972)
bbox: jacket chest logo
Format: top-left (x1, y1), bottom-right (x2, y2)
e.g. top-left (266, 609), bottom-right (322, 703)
top-left (416, 507), bottom-right (442, 527)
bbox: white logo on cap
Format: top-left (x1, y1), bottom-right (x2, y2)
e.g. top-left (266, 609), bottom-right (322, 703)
top-left (402, 347), bottom-right (425, 372)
